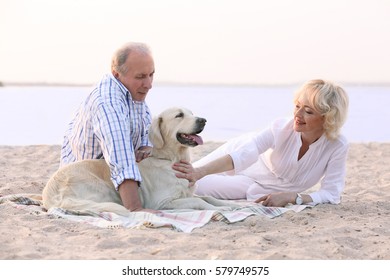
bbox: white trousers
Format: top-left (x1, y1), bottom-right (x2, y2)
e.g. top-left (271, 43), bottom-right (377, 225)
top-left (193, 133), bottom-right (269, 201)
top-left (194, 174), bottom-right (256, 200)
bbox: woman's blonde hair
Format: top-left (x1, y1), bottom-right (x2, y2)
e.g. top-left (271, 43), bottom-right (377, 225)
top-left (294, 79), bottom-right (349, 140)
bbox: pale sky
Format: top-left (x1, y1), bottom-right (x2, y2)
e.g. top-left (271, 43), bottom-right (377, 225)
top-left (1, 0), bottom-right (389, 85)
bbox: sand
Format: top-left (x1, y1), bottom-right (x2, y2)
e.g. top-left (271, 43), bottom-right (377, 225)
top-left (0, 142), bottom-right (389, 260)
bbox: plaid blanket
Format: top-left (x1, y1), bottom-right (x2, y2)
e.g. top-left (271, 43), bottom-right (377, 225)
top-left (0, 194), bottom-right (310, 233)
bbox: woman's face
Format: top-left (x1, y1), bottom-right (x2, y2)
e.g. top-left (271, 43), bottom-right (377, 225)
top-left (293, 95), bottom-right (325, 137)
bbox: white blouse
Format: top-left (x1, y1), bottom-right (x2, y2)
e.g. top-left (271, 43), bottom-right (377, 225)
top-left (227, 118), bottom-right (349, 205)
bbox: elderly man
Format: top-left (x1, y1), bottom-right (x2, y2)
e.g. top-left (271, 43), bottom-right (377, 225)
top-left (60, 42), bottom-right (156, 213)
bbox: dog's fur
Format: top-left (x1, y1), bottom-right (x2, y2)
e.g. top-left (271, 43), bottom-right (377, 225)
top-left (42, 107), bottom-right (237, 216)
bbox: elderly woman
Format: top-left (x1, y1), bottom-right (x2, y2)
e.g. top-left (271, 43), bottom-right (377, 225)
top-left (173, 79), bottom-right (349, 207)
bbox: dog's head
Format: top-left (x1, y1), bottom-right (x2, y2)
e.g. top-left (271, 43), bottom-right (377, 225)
top-left (149, 107), bottom-right (206, 150)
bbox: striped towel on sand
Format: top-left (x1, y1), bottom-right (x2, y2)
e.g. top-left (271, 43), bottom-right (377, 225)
top-left (0, 194), bottom-right (310, 233)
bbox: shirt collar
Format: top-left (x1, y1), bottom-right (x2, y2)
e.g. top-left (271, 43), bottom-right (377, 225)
top-left (109, 73), bottom-right (129, 95)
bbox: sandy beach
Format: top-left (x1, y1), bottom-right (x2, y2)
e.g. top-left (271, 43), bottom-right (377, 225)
top-left (0, 142), bottom-right (389, 260)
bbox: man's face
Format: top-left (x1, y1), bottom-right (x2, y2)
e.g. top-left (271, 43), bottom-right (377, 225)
top-left (114, 52), bottom-right (155, 102)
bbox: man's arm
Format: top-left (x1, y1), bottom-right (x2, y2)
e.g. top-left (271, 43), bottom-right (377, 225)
top-left (118, 179), bottom-right (158, 213)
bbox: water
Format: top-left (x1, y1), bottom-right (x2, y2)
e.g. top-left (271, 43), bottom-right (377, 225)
top-left (0, 85), bottom-right (389, 145)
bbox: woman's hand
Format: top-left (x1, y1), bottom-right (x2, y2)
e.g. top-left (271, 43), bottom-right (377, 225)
top-left (172, 155), bottom-right (233, 187)
top-left (172, 160), bottom-right (201, 187)
top-left (255, 192), bottom-right (296, 207)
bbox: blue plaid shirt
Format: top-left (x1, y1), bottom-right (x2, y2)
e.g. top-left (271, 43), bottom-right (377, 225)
top-left (60, 74), bottom-right (152, 189)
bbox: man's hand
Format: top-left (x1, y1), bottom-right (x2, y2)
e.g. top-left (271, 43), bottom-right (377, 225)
top-left (135, 146), bottom-right (152, 162)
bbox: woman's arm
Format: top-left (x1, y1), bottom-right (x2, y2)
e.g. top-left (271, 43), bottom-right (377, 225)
top-left (172, 154), bottom-right (234, 184)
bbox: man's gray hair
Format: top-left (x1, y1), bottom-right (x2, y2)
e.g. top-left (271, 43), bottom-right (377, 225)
top-left (111, 42), bottom-right (152, 75)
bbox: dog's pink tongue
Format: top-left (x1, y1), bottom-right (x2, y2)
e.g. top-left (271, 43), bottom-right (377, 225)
top-left (190, 134), bottom-right (203, 145)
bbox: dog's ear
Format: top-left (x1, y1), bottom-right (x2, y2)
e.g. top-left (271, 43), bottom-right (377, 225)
top-left (149, 116), bottom-right (164, 149)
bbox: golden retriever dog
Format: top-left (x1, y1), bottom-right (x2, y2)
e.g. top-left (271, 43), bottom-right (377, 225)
top-left (42, 107), bottom-right (237, 216)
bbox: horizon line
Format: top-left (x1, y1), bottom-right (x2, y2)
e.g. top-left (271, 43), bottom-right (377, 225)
top-left (1, 80), bottom-right (390, 88)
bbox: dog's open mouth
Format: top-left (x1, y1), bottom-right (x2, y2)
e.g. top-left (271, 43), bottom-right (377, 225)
top-left (177, 133), bottom-right (204, 147)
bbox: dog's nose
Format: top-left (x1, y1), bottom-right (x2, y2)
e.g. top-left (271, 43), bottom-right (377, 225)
top-left (197, 118), bottom-right (207, 125)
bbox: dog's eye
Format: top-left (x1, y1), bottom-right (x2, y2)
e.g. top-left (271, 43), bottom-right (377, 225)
top-left (175, 112), bottom-right (184, 118)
